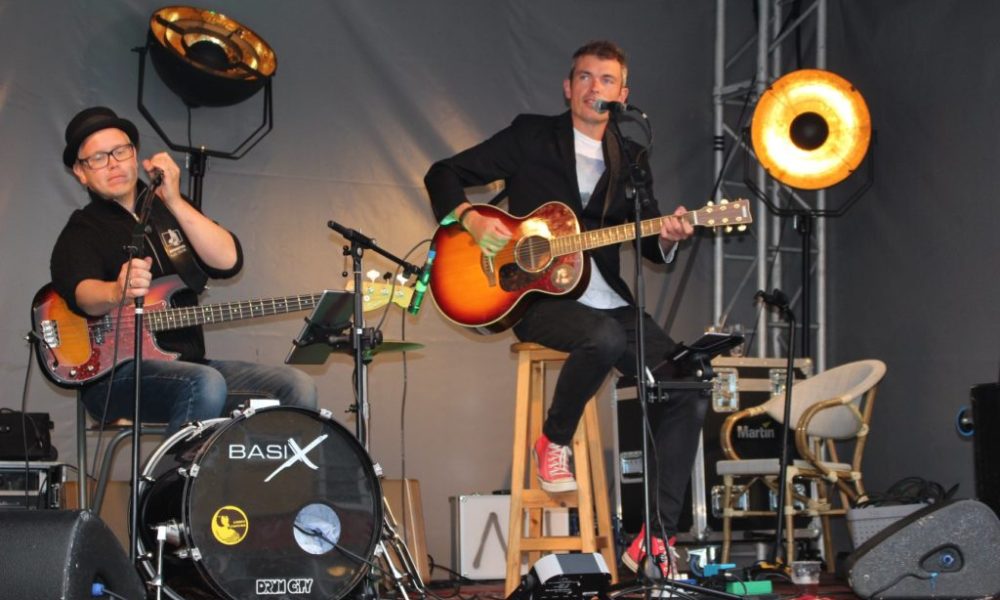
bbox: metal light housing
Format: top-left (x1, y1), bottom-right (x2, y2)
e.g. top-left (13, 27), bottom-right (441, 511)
top-left (148, 6), bottom-right (276, 107)
top-left (751, 69), bottom-right (870, 190)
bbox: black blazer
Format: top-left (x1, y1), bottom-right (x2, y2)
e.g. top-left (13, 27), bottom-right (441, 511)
top-left (424, 111), bottom-right (666, 304)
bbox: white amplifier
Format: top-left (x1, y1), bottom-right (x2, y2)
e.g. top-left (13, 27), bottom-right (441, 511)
top-left (451, 494), bottom-right (570, 580)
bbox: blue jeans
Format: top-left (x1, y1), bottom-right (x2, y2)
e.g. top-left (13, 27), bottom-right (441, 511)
top-left (80, 359), bottom-right (318, 434)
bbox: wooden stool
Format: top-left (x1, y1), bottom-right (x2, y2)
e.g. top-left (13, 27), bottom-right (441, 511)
top-left (505, 342), bottom-right (617, 595)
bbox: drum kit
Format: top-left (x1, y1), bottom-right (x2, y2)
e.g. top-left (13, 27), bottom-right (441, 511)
top-left (130, 223), bottom-right (431, 600)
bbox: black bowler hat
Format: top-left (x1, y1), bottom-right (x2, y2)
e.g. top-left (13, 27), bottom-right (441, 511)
top-left (62, 106), bottom-right (140, 168)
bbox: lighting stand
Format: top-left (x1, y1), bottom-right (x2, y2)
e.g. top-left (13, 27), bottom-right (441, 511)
top-left (741, 126), bottom-right (875, 566)
top-left (743, 129), bottom-right (874, 355)
top-left (133, 44), bottom-right (274, 210)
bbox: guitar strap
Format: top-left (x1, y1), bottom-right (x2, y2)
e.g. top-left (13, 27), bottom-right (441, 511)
top-left (488, 187), bottom-right (509, 207)
top-left (599, 130), bottom-right (622, 227)
top-left (143, 194), bottom-right (208, 294)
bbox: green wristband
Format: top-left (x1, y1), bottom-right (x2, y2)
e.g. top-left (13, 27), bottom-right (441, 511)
top-left (458, 208), bottom-right (475, 229)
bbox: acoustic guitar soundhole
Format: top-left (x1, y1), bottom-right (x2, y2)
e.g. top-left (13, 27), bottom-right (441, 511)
top-left (514, 236), bottom-right (553, 273)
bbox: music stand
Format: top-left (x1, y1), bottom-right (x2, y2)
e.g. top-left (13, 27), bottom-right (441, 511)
top-left (285, 290), bottom-right (354, 365)
top-left (669, 332), bottom-right (745, 380)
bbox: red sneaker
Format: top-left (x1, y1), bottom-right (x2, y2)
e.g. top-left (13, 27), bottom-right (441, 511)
top-left (532, 435), bottom-right (577, 493)
top-left (622, 525), bottom-right (679, 579)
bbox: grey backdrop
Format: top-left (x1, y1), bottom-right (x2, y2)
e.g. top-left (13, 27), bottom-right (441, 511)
top-left (0, 1), bottom-right (996, 568)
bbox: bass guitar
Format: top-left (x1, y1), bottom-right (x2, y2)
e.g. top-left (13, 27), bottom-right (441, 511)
top-left (429, 199), bottom-right (751, 333)
top-left (30, 276), bottom-right (412, 387)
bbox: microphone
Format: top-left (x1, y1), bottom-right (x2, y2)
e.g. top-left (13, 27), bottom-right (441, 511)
top-left (149, 168), bottom-right (164, 187)
top-left (407, 248), bottom-right (436, 316)
top-left (327, 220), bottom-right (376, 248)
top-left (593, 99), bottom-right (646, 117)
top-left (755, 288), bottom-right (790, 311)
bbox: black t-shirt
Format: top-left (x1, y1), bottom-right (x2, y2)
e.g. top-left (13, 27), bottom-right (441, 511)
top-left (49, 187), bottom-right (243, 362)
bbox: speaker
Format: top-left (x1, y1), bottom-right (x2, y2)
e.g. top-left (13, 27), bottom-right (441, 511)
top-left (845, 499), bottom-right (1000, 599)
top-left (0, 510), bottom-right (145, 599)
top-left (971, 382), bottom-right (1000, 517)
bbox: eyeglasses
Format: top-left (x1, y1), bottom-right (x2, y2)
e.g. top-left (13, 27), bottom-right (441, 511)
top-left (77, 143), bottom-right (135, 170)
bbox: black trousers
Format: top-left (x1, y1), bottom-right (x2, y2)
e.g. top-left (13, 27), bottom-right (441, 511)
top-left (513, 298), bottom-right (709, 537)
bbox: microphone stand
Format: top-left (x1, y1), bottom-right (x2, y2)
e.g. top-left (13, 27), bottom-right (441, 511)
top-left (126, 177), bottom-right (161, 563)
top-left (755, 289), bottom-right (797, 567)
top-left (327, 221), bottom-right (423, 449)
top-left (605, 110), bottom-right (657, 580)
top-left (327, 221), bottom-right (430, 600)
top-left (605, 110), bottom-right (739, 600)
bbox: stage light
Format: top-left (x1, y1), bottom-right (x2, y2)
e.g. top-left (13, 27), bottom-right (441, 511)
top-left (751, 69), bottom-right (870, 190)
top-left (147, 6), bottom-right (276, 107)
top-left (135, 6), bottom-right (276, 208)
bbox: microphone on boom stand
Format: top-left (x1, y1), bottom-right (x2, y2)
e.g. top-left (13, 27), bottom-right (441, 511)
top-left (753, 287), bottom-right (799, 572)
top-left (407, 249), bottom-right (435, 316)
top-left (754, 288), bottom-right (789, 310)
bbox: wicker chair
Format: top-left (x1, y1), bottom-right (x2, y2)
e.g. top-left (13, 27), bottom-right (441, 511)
top-left (715, 359), bottom-right (887, 569)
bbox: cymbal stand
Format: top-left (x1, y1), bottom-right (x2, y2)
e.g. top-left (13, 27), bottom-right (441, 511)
top-left (376, 498), bottom-right (428, 599)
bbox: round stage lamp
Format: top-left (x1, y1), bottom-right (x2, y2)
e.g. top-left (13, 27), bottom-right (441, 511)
top-left (148, 6), bottom-right (276, 107)
top-left (751, 69), bottom-right (870, 190)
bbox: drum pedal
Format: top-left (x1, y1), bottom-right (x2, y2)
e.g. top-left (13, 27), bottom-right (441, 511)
top-left (154, 519), bottom-right (182, 546)
top-left (150, 525), bottom-right (167, 600)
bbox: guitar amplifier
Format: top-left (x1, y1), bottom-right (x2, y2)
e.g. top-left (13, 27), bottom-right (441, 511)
top-left (0, 461), bottom-right (65, 510)
top-left (451, 494), bottom-right (570, 580)
top-left (612, 357), bottom-right (813, 541)
top-left (0, 410), bottom-right (56, 461)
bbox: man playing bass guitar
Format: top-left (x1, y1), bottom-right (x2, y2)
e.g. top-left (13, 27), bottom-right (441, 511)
top-left (425, 40), bottom-right (706, 578)
top-left (50, 106), bottom-right (316, 435)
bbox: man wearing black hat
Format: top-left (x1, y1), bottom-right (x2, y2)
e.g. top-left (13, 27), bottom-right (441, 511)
top-left (50, 106), bottom-right (317, 434)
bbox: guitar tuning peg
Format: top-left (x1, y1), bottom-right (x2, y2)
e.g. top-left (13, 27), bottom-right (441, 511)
top-left (366, 269), bottom-right (380, 282)
top-left (725, 226), bottom-right (733, 233)
top-left (707, 200), bottom-right (715, 206)
top-left (737, 225), bottom-right (747, 232)
top-left (720, 198), bottom-right (729, 205)
top-left (396, 274), bottom-right (408, 285)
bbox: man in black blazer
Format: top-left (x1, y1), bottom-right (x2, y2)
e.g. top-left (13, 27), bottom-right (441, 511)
top-left (425, 41), bottom-right (699, 578)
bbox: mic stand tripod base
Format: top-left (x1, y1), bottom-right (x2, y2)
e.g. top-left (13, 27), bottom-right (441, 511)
top-left (620, 379), bottom-right (748, 600)
top-left (628, 567), bottom-right (745, 600)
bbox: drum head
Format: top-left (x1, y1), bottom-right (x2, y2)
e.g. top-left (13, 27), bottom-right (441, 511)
top-left (164, 407), bottom-right (381, 599)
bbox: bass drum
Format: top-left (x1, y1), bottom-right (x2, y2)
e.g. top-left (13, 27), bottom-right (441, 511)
top-left (137, 406), bottom-right (382, 600)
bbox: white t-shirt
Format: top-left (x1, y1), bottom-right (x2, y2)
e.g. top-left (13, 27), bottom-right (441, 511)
top-left (573, 129), bottom-right (629, 309)
top-left (571, 128), bottom-right (677, 309)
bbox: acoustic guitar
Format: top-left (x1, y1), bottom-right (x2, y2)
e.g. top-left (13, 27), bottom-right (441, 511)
top-left (429, 199), bottom-right (751, 333)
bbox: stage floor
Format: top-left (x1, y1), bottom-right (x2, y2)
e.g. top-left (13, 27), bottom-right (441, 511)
top-left (426, 570), bottom-right (859, 600)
